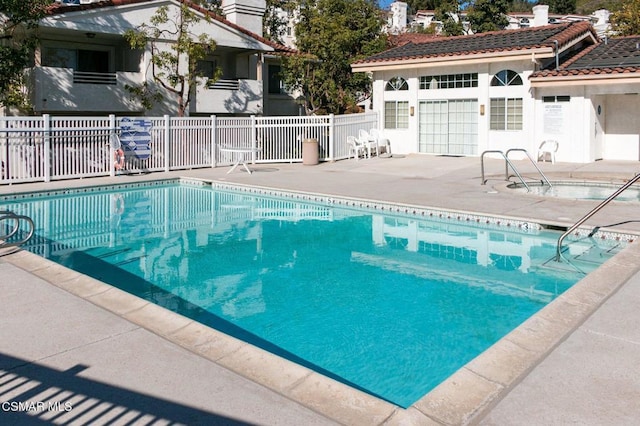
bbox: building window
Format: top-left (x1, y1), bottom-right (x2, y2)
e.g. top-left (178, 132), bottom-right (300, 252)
top-left (491, 70), bottom-right (522, 86)
top-left (419, 73), bottom-right (478, 90)
top-left (42, 47), bottom-right (109, 73)
top-left (490, 98), bottom-right (523, 130)
top-left (543, 95), bottom-right (570, 102)
top-left (385, 101), bottom-right (409, 129)
top-left (196, 59), bottom-right (218, 79)
top-left (268, 65), bottom-right (285, 94)
top-left (385, 77), bottom-right (408, 91)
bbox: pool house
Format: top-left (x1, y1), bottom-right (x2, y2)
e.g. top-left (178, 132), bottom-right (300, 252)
top-left (353, 9), bottom-right (640, 163)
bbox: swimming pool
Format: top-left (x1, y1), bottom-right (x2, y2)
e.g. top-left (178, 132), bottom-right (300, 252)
top-left (1, 180), bottom-right (626, 408)
top-left (509, 181), bottom-right (640, 202)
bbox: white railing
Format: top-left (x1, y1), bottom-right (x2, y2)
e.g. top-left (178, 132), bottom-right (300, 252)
top-left (0, 112), bottom-right (379, 184)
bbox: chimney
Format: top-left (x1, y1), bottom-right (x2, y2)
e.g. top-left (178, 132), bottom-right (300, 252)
top-left (221, 0), bottom-right (267, 36)
top-left (532, 4), bottom-right (549, 27)
top-left (390, 1), bottom-right (408, 33)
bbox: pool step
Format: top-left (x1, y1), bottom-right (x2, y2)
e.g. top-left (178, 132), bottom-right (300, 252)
top-left (87, 247), bottom-right (148, 267)
top-left (541, 241), bottom-right (622, 274)
top-left (94, 247), bottom-right (132, 259)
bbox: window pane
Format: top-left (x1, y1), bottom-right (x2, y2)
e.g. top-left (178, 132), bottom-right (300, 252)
top-left (268, 65), bottom-right (282, 94)
top-left (42, 47), bottom-right (76, 68)
top-left (397, 101), bottom-right (409, 128)
top-left (506, 98), bottom-right (523, 130)
top-left (490, 98), bottom-right (505, 130)
top-left (385, 102), bottom-right (397, 128)
top-left (78, 50), bottom-right (109, 73)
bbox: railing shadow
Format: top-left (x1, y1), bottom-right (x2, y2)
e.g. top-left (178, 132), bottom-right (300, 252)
top-left (0, 353), bottom-right (253, 425)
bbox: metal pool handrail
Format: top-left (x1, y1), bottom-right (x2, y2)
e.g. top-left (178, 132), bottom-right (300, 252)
top-left (0, 210), bottom-right (35, 250)
top-left (481, 149), bottom-right (552, 192)
top-left (555, 173), bottom-right (640, 261)
top-left (505, 148), bottom-right (553, 188)
top-left (481, 150), bottom-right (531, 191)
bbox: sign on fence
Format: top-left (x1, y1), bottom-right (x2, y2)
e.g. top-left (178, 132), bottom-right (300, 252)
top-left (120, 118), bottom-right (152, 160)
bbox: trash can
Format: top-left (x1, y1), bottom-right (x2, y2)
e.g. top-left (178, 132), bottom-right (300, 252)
top-left (302, 138), bottom-right (319, 165)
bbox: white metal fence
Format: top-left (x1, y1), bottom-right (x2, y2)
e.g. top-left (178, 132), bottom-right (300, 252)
top-left (0, 112), bottom-right (379, 184)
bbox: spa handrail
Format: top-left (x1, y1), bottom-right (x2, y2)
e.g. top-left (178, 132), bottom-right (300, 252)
top-left (555, 174), bottom-right (640, 261)
top-left (481, 150), bottom-right (531, 191)
top-left (505, 149), bottom-right (553, 188)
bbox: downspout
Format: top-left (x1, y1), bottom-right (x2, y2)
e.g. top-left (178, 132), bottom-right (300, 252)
top-left (553, 40), bottom-right (559, 70)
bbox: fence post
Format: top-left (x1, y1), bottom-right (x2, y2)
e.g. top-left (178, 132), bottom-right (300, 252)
top-left (328, 114), bottom-right (335, 161)
top-left (164, 115), bottom-right (170, 172)
top-left (109, 114), bottom-right (116, 177)
top-left (251, 115), bottom-right (257, 164)
top-left (43, 114), bottom-right (51, 183)
top-left (211, 115), bottom-right (217, 168)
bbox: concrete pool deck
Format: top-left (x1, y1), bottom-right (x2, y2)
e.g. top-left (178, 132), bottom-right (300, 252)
top-left (1, 155), bottom-right (640, 425)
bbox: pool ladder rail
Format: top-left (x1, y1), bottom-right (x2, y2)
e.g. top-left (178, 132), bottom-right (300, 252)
top-left (555, 173), bottom-right (640, 261)
top-left (480, 149), bottom-right (553, 192)
top-left (0, 210), bottom-right (35, 253)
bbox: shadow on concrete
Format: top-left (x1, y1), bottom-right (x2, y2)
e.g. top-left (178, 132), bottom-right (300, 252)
top-left (0, 353), bottom-right (253, 425)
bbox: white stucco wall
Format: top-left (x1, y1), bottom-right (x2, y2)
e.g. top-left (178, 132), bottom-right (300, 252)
top-left (604, 94), bottom-right (640, 161)
top-left (373, 59), bottom-right (537, 157)
top-left (373, 61), bottom-right (640, 163)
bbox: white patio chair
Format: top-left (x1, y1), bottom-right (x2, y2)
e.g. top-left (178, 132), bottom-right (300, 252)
top-left (537, 140), bottom-right (558, 164)
top-left (347, 136), bottom-right (365, 160)
top-left (369, 129), bottom-right (391, 156)
top-left (358, 129), bottom-right (379, 158)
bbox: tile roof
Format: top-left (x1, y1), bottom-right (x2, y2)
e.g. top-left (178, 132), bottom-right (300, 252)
top-left (532, 36), bottom-right (640, 78)
top-left (387, 33), bottom-right (438, 47)
top-left (46, 0), bottom-right (297, 56)
top-left (354, 21), bottom-right (595, 65)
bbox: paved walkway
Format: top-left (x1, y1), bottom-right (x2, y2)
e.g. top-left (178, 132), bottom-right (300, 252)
top-left (1, 155), bottom-right (640, 425)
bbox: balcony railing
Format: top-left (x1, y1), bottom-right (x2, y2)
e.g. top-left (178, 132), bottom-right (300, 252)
top-left (207, 79), bottom-right (240, 90)
top-left (73, 71), bottom-right (117, 85)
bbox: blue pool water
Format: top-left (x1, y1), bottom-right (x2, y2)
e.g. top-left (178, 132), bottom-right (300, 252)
top-left (1, 182), bottom-right (623, 407)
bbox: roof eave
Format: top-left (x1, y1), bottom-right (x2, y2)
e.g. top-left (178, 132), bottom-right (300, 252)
top-left (352, 47), bottom-right (554, 73)
top-left (531, 73), bottom-right (640, 87)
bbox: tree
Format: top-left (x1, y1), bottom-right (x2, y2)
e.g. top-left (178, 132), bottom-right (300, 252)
top-left (0, 0), bottom-right (52, 111)
top-left (263, 0), bottom-right (296, 43)
top-left (434, 0), bottom-right (464, 36)
top-left (509, 0), bottom-right (534, 13)
top-left (576, 0), bottom-right (619, 14)
top-left (281, 0), bottom-right (386, 114)
top-left (542, 0), bottom-right (577, 14)
top-left (467, 0), bottom-right (510, 33)
top-left (610, 0), bottom-right (640, 35)
top-left (403, 0), bottom-right (448, 15)
top-left (124, 3), bottom-right (220, 117)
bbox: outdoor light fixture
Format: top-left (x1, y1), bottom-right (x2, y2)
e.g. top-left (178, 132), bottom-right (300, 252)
top-left (480, 104), bottom-right (485, 115)
top-left (410, 106), bottom-right (414, 116)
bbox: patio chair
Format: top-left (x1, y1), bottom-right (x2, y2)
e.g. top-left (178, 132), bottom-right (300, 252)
top-left (369, 129), bottom-right (391, 156)
top-left (347, 136), bottom-right (366, 160)
top-left (358, 129), bottom-right (379, 158)
top-left (537, 140), bottom-right (558, 164)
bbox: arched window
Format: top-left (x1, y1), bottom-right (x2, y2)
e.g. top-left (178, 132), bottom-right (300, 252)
top-left (491, 70), bottom-right (522, 86)
top-left (385, 77), bottom-right (408, 91)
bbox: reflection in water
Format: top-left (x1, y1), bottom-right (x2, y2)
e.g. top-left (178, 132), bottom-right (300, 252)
top-left (1, 183), bottom-right (624, 408)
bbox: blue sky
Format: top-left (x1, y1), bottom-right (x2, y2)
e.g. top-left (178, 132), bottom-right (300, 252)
top-left (379, 0), bottom-right (394, 9)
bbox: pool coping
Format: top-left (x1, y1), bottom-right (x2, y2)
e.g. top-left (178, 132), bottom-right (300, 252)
top-left (3, 178), bottom-right (640, 425)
